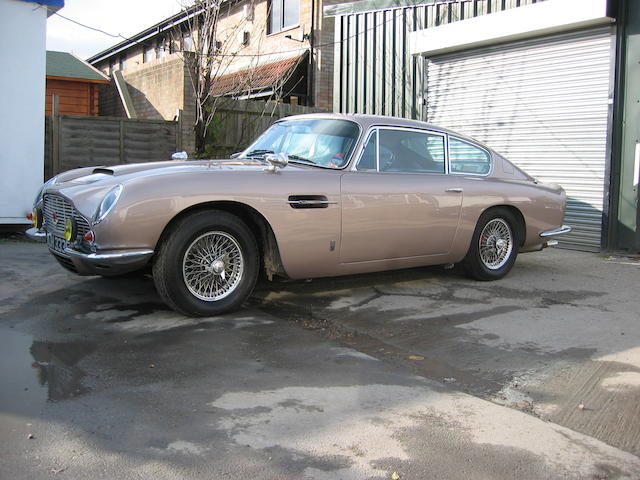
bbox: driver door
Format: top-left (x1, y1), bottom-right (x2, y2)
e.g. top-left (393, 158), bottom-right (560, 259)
top-left (339, 127), bottom-right (463, 263)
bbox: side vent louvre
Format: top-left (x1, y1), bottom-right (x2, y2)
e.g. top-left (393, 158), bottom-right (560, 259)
top-left (287, 195), bottom-right (335, 209)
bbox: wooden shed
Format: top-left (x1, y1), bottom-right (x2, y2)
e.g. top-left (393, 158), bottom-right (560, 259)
top-left (46, 51), bottom-right (109, 116)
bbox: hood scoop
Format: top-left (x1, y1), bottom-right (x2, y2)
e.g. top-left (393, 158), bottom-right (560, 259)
top-left (92, 167), bottom-right (114, 175)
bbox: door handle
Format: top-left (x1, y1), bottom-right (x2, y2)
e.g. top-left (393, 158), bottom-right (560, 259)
top-left (445, 187), bottom-right (463, 193)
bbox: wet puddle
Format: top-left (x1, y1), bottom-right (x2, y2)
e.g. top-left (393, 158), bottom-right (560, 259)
top-left (0, 328), bottom-right (94, 417)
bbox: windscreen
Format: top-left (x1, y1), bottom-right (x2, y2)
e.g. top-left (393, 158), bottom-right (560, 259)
top-left (241, 119), bottom-right (360, 169)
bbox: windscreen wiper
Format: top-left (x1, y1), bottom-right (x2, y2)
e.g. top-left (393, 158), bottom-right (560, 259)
top-left (245, 149), bottom-right (274, 158)
top-left (287, 154), bottom-right (316, 164)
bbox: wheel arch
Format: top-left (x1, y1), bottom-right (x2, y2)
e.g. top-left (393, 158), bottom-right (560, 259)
top-left (155, 201), bottom-right (286, 280)
top-left (479, 205), bottom-right (527, 247)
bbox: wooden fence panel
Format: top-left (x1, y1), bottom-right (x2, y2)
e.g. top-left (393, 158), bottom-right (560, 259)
top-left (206, 100), bottom-right (325, 159)
top-left (45, 114), bottom-right (180, 178)
top-left (59, 116), bottom-right (121, 170)
top-left (44, 100), bottom-right (324, 179)
top-left (123, 121), bottom-right (178, 164)
top-left (44, 116), bottom-right (53, 180)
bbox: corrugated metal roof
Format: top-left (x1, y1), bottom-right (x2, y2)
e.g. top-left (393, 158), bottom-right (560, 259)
top-left (86, 5), bottom-right (202, 64)
top-left (212, 55), bottom-right (305, 96)
top-left (46, 51), bottom-right (109, 82)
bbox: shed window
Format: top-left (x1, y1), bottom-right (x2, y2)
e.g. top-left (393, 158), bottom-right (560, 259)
top-left (268, 0), bottom-right (299, 34)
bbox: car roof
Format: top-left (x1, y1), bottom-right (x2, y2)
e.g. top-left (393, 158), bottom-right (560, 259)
top-left (276, 113), bottom-right (493, 152)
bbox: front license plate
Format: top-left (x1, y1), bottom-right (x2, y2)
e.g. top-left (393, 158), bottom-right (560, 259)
top-left (47, 234), bottom-right (69, 255)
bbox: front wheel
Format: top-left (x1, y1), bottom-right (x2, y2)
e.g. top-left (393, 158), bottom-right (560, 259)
top-left (464, 208), bottom-right (520, 281)
top-left (153, 210), bottom-right (259, 316)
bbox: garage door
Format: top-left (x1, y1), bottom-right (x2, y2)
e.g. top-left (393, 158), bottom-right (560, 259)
top-left (425, 27), bottom-right (613, 250)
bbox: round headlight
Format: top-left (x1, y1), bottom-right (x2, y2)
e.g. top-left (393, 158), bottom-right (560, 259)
top-left (94, 185), bottom-right (123, 224)
top-left (64, 217), bottom-right (77, 242)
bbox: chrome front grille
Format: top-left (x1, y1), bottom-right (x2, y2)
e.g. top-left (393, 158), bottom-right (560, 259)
top-left (43, 194), bottom-right (90, 239)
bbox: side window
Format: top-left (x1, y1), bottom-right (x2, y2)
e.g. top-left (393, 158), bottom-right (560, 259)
top-left (356, 131), bottom-right (377, 170)
top-left (379, 129), bottom-right (445, 173)
top-left (449, 138), bottom-right (491, 175)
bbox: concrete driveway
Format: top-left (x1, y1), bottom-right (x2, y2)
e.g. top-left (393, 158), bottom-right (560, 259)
top-left (253, 248), bottom-right (640, 460)
top-left (1, 237), bottom-right (639, 479)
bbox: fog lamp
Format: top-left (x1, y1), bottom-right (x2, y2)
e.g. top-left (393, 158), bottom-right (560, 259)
top-left (64, 217), bottom-right (77, 242)
top-left (31, 208), bottom-right (43, 229)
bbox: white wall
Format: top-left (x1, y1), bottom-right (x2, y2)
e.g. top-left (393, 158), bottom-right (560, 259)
top-left (410, 0), bottom-right (612, 56)
top-left (0, 0), bottom-right (48, 224)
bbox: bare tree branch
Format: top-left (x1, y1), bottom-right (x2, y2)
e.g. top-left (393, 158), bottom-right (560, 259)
top-left (174, 0), bottom-right (295, 156)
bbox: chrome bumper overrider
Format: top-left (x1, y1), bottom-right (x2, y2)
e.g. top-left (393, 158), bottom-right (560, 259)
top-left (26, 227), bottom-right (47, 242)
top-left (521, 225), bottom-right (572, 253)
top-left (540, 225), bottom-right (572, 238)
top-left (63, 247), bottom-right (154, 276)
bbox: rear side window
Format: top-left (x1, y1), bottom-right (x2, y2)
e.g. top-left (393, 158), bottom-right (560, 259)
top-left (449, 138), bottom-right (491, 175)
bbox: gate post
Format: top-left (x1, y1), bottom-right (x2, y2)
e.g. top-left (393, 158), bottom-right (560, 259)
top-left (51, 94), bottom-right (60, 175)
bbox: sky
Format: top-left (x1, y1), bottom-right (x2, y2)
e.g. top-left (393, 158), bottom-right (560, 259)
top-left (46, 0), bottom-right (186, 59)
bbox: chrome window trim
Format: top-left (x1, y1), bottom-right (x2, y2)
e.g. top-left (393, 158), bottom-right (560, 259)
top-left (447, 135), bottom-right (494, 177)
top-left (351, 127), bottom-right (377, 172)
top-left (352, 125), bottom-right (448, 175)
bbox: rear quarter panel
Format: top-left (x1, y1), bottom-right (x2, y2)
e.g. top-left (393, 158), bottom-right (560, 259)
top-left (450, 175), bottom-right (567, 261)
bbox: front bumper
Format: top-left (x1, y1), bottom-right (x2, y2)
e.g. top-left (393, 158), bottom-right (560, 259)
top-left (63, 247), bottom-right (154, 276)
top-left (26, 227), bottom-right (47, 242)
top-left (30, 225), bottom-right (154, 276)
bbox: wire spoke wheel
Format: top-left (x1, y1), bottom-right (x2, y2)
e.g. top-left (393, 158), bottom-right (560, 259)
top-left (182, 231), bottom-right (244, 301)
top-left (478, 218), bottom-right (513, 270)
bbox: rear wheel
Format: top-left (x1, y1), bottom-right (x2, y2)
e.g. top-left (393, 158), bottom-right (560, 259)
top-left (464, 208), bottom-right (520, 281)
top-left (153, 210), bottom-right (259, 316)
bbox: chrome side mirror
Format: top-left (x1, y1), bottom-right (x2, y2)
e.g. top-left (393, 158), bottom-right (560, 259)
top-left (264, 152), bottom-right (289, 173)
top-left (229, 152), bottom-right (241, 159)
top-left (171, 151), bottom-right (188, 160)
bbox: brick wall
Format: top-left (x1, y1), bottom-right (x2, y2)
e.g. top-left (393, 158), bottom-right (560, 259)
top-left (181, 58), bottom-right (197, 154)
top-left (98, 82), bottom-right (127, 117)
top-left (121, 56), bottom-right (185, 120)
top-left (315, 0), bottom-right (339, 110)
top-left (98, 56), bottom-right (196, 153)
top-left (92, 0), bottom-right (333, 110)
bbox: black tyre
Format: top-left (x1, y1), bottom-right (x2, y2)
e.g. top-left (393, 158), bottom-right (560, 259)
top-left (464, 208), bottom-right (520, 281)
top-left (153, 210), bottom-right (259, 316)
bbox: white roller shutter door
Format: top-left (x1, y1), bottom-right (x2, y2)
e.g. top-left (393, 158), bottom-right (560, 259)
top-left (425, 27), bottom-right (613, 250)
